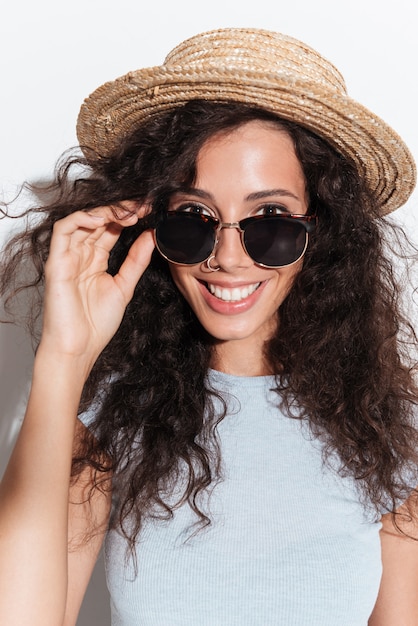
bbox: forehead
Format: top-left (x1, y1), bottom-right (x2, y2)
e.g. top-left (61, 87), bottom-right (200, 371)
top-left (193, 120), bottom-right (307, 200)
top-left (198, 120), bottom-right (296, 156)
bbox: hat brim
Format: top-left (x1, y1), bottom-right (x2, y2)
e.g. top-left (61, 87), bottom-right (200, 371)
top-left (76, 66), bottom-right (416, 215)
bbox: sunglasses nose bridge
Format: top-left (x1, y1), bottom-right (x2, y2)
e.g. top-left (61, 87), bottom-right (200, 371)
top-left (217, 222), bottom-right (242, 230)
top-left (214, 221), bottom-right (245, 245)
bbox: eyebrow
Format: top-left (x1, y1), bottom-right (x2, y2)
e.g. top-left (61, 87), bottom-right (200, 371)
top-left (173, 187), bottom-right (302, 202)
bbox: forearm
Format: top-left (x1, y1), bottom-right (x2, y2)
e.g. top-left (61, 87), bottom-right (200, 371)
top-left (0, 350), bottom-right (89, 625)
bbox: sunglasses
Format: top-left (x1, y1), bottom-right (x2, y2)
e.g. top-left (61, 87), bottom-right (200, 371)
top-left (154, 210), bottom-right (317, 268)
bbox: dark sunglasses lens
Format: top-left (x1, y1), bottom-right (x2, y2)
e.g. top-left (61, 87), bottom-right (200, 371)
top-left (155, 213), bottom-right (215, 264)
top-left (244, 217), bottom-right (308, 267)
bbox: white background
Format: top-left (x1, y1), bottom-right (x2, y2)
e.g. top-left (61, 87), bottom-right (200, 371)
top-left (1, 1), bottom-right (417, 623)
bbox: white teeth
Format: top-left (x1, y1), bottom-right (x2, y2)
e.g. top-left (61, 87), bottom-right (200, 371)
top-left (208, 282), bottom-right (260, 302)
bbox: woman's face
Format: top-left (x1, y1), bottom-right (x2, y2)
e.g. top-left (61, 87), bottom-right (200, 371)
top-left (168, 120), bottom-right (309, 366)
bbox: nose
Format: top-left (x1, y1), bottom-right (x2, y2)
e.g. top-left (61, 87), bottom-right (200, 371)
top-left (212, 222), bottom-right (252, 270)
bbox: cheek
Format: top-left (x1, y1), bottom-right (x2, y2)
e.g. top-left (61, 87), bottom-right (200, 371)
top-left (275, 260), bottom-right (303, 295)
top-left (168, 264), bottom-right (192, 300)
top-left (168, 263), bottom-right (181, 286)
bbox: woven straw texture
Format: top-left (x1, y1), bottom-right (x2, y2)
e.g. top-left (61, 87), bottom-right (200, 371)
top-left (76, 28), bottom-right (416, 215)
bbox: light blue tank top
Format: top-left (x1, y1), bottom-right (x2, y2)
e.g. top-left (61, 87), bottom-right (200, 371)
top-left (97, 370), bottom-right (384, 625)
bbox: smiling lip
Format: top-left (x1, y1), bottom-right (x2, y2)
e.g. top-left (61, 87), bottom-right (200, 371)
top-left (207, 282), bottom-right (261, 302)
top-left (198, 280), bottom-right (267, 314)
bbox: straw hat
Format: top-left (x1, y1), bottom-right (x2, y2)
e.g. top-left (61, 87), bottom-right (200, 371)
top-left (76, 27), bottom-right (416, 215)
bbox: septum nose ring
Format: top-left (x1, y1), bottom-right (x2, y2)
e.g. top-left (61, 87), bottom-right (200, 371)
top-left (206, 255), bottom-right (220, 272)
top-left (205, 222), bottom-right (246, 272)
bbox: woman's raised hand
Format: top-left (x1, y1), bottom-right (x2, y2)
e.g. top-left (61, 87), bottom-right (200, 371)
top-left (39, 203), bottom-right (155, 374)
top-left (0, 203), bottom-right (152, 624)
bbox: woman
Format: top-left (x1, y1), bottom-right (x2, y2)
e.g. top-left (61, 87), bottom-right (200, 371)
top-left (0, 27), bottom-right (418, 625)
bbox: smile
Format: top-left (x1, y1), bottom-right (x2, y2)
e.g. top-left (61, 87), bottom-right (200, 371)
top-left (207, 282), bottom-right (261, 302)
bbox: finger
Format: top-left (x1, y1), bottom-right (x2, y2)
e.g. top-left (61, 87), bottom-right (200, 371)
top-left (83, 207), bottom-right (137, 240)
top-left (87, 200), bottom-right (151, 225)
top-left (84, 214), bottom-right (136, 250)
top-left (49, 206), bottom-right (139, 258)
top-left (48, 211), bottom-right (107, 259)
top-left (83, 202), bottom-right (151, 253)
top-left (47, 203), bottom-right (151, 270)
top-left (113, 229), bottom-right (156, 302)
top-left (109, 200), bottom-right (152, 220)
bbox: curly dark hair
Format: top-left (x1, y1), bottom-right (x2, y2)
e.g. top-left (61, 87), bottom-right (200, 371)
top-left (1, 100), bottom-right (418, 553)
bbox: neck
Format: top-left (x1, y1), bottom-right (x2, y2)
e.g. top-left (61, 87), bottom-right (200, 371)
top-left (210, 339), bottom-right (273, 377)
